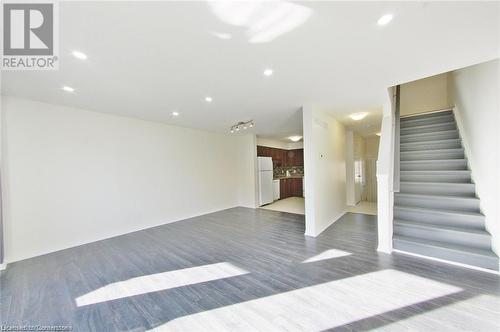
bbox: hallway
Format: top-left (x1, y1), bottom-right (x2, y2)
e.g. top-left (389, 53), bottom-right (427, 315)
top-left (347, 201), bottom-right (377, 216)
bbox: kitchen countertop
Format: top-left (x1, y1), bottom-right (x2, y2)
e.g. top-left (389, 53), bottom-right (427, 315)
top-left (274, 175), bottom-right (304, 180)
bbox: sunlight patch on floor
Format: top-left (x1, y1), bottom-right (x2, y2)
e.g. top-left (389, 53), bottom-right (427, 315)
top-left (75, 262), bottom-right (248, 307)
top-left (148, 269), bottom-right (462, 331)
top-left (302, 249), bottom-right (351, 263)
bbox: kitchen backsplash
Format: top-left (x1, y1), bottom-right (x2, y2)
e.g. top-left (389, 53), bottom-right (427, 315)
top-left (274, 166), bottom-right (304, 178)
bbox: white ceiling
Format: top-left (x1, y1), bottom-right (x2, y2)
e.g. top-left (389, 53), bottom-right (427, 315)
top-left (2, 1), bottom-right (499, 139)
top-left (336, 108), bottom-right (383, 138)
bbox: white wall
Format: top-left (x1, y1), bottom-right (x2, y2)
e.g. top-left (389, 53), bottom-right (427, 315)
top-left (449, 59), bottom-right (500, 255)
top-left (364, 136), bottom-right (380, 202)
top-left (365, 136), bottom-right (380, 159)
top-left (400, 73), bottom-right (452, 116)
top-left (236, 134), bottom-right (259, 209)
top-left (256, 137), bottom-right (303, 150)
top-left (345, 130), bottom-right (355, 206)
top-left (303, 106), bottom-right (346, 237)
top-left (1, 97), bottom-right (257, 262)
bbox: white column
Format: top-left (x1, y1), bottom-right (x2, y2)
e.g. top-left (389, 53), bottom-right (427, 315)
top-left (302, 105), bottom-right (316, 236)
top-left (376, 90), bottom-right (395, 253)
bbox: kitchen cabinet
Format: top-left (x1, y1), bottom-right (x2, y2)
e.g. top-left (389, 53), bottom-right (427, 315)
top-left (279, 178), bottom-right (288, 198)
top-left (286, 149), bottom-right (304, 167)
top-left (279, 177), bottom-right (303, 198)
top-left (290, 178), bottom-right (303, 197)
top-left (275, 149), bottom-right (287, 167)
top-left (257, 146), bottom-right (303, 167)
top-left (257, 146), bottom-right (287, 167)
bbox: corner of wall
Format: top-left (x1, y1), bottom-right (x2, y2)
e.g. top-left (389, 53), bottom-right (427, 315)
top-left (236, 134), bottom-right (259, 209)
top-left (302, 105), bottom-right (315, 236)
top-left (308, 210), bottom-right (347, 237)
top-left (302, 106), bottom-right (348, 237)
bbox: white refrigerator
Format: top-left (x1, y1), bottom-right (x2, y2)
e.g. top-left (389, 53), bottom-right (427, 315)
top-left (258, 157), bottom-right (273, 206)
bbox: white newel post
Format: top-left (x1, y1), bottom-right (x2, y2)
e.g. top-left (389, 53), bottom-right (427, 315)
top-left (376, 89), bottom-right (396, 254)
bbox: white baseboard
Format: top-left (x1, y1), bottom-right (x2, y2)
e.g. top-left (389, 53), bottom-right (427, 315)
top-left (377, 245), bottom-right (393, 254)
top-left (393, 249), bottom-right (499, 275)
top-left (0, 262), bottom-right (7, 271)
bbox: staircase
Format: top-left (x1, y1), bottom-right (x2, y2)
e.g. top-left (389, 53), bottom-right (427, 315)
top-left (393, 110), bottom-right (499, 271)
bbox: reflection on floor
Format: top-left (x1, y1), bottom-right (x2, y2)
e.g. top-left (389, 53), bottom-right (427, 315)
top-left (260, 197), bottom-right (305, 215)
top-left (2, 210), bottom-right (499, 331)
top-left (347, 200), bottom-right (377, 215)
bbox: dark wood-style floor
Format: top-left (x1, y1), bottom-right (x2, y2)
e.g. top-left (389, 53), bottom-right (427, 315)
top-left (1, 208), bottom-right (499, 331)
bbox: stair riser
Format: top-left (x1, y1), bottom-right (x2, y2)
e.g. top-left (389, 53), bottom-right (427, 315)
top-left (400, 123), bottom-right (456, 136)
top-left (400, 131), bottom-right (459, 144)
top-left (400, 160), bottom-right (468, 171)
top-left (402, 111), bottom-right (452, 120)
top-left (400, 150), bottom-right (464, 161)
top-left (400, 183), bottom-right (475, 196)
top-left (394, 208), bottom-right (484, 229)
top-left (395, 195), bottom-right (480, 212)
top-left (394, 224), bottom-right (491, 250)
top-left (400, 140), bottom-right (462, 152)
top-left (401, 115), bottom-right (454, 128)
top-left (393, 238), bottom-right (498, 270)
top-left (400, 173), bottom-right (471, 183)
top-left (396, 111), bottom-right (498, 271)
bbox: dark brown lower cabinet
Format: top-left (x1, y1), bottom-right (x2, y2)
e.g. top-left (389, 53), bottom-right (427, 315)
top-left (280, 178), bottom-right (303, 198)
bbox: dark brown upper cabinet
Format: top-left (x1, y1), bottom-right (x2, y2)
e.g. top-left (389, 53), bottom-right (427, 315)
top-left (257, 146), bottom-right (303, 167)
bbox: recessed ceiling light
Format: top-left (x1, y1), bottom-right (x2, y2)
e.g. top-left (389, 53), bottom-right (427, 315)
top-left (263, 68), bottom-right (273, 77)
top-left (72, 50), bottom-right (87, 60)
top-left (62, 86), bottom-right (75, 92)
top-left (377, 14), bottom-right (393, 26)
top-left (205, 96), bottom-right (213, 102)
top-left (376, 132), bottom-right (381, 137)
top-left (349, 112), bottom-right (368, 121)
top-left (289, 136), bottom-right (302, 142)
top-left (172, 111), bottom-right (179, 116)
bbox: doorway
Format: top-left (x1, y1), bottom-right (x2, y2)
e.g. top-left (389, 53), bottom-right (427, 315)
top-left (347, 133), bottom-right (380, 216)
